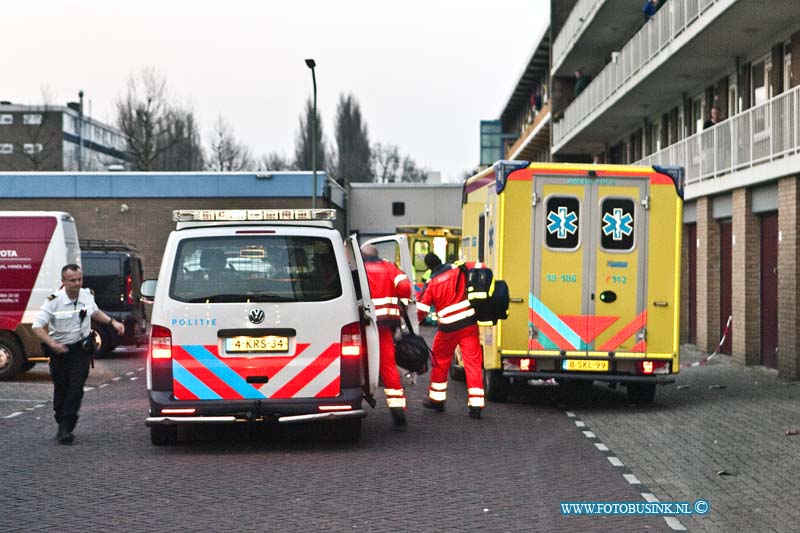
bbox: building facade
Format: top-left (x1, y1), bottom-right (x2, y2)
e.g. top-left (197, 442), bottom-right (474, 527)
top-left (0, 102), bottom-right (127, 171)
top-left (496, 0), bottom-right (800, 379)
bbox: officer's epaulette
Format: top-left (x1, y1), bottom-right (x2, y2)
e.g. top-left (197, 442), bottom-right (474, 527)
top-left (47, 294), bottom-right (56, 301)
top-left (89, 288), bottom-right (95, 295)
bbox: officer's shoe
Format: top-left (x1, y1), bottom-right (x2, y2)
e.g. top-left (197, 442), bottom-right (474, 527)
top-left (468, 407), bottom-right (483, 420)
top-left (390, 408), bottom-right (407, 432)
top-left (56, 425), bottom-right (75, 445)
top-left (422, 398), bottom-right (445, 413)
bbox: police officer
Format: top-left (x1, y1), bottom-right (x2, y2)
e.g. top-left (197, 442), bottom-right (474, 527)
top-left (416, 260), bottom-right (485, 419)
top-left (361, 244), bottom-right (413, 431)
top-left (32, 264), bottom-right (124, 444)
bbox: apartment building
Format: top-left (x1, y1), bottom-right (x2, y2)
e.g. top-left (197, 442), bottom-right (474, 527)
top-left (0, 102), bottom-right (127, 171)
top-left (493, 0), bottom-right (800, 379)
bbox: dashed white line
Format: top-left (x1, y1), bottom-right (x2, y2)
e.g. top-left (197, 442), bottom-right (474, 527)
top-left (641, 493), bottom-right (659, 503)
top-left (130, 377), bottom-right (138, 381)
top-left (608, 456), bottom-right (624, 467)
top-left (582, 430), bottom-right (596, 438)
top-left (83, 386), bottom-right (95, 392)
top-left (34, 404), bottom-right (45, 409)
top-left (125, 372), bottom-right (134, 376)
top-left (594, 443), bottom-right (609, 451)
top-left (112, 377), bottom-right (122, 381)
top-left (3, 412), bottom-right (23, 419)
top-left (0, 398), bottom-right (47, 402)
top-left (137, 367), bottom-right (145, 371)
top-left (623, 474), bottom-right (641, 484)
top-left (664, 516), bottom-right (688, 530)
top-left (575, 420), bottom-right (586, 427)
top-left (99, 383), bottom-right (109, 388)
top-left (566, 411), bottom-right (576, 417)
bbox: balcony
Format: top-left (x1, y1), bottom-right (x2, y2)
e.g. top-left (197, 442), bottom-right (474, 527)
top-left (506, 101), bottom-right (552, 161)
top-left (552, 0), bottom-right (800, 156)
top-left (637, 84), bottom-right (800, 198)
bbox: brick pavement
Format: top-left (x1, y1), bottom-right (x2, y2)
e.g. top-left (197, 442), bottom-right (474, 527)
top-left (560, 345), bottom-right (800, 532)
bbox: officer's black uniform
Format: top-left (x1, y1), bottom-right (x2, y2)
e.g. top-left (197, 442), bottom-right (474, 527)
top-left (32, 287), bottom-right (97, 443)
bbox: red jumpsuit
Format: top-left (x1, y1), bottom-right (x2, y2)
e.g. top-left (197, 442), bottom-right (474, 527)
top-left (416, 263), bottom-right (485, 411)
top-left (364, 256), bottom-right (412, 410)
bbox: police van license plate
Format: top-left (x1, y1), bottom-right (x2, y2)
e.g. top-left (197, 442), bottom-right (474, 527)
top-left (225, 336), bottom-right (289, 353)
top-left (562, 359), bottom-right (609, 372)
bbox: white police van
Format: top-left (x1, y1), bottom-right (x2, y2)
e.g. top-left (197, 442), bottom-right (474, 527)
top-left (142, 209), bottom-right (384, 445)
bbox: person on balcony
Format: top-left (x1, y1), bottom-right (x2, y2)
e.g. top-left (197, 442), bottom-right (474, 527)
top-left (704, 105), bottom-right (724, 129)
top-left (574, 70), bottom-right (590, 97)
top-left (643, 0), bottom-right (662, 23)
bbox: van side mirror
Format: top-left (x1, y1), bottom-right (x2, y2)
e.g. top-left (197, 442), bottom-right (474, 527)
top-left (140, 279), bottom-right (157, 303)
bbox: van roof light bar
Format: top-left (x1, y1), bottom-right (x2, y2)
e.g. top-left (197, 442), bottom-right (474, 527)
top-left (172, 209), bottom-right (337, 222)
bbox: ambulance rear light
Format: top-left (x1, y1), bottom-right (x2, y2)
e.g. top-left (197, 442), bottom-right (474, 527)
top-left (319, 405), bottom-right (353, 412)
top-left (161, 408), bottom-right (196, 415)
top-left (150, 325), bottom-right (173, 359)
top-left (637, 360), bottom-right (669, 375)
top-left (173, 209), bottom-right (336, 222)
top-left (340, 322), bottom-right (363, 357)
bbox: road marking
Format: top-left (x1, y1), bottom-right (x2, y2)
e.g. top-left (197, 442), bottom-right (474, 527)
top-left (608, 456), bottom-right (624, 467)
top-left (125, 372), bottom-right (134, 376)
top-left (0, 398), bottom-right (48, 402)
top-left (582, 430), bottom-right (596, 438)
top-left (3, 412), bottom-right (23, 419)
top-left (34, 404), bottom-right (45, 409)
top-left (137, 367), bottom-right (145, 371)
top-left (594, 443), bottom-right (609, 451)
top-left (641, 493), bottom-right (659, 503)
top-left (112, 377), bottom-right (122, 381)
top-left (623, 474), bottom-right (641, 484)
top-left (566, 411), bottom-right (576, 417)
top-left (83, 386), bottom-right (95, 392)
top-left (575, 420), bottom-right (585, 427)
top-left (664, 516), bottom-right (687, 530)
top-left (99, 383), bottom-right (109, 388)
top-left (130, 377), bottom-right (138, 381)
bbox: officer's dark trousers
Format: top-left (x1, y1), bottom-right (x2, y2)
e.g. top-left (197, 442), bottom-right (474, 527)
top-left (49, 347), bottom-right (91, 432)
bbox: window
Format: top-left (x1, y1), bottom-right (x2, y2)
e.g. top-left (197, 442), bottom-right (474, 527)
top-left (23, 114), bottom-right (42, 125)
top-left (600, 198), bottom-right (636, 251)
top-left (752, 59), bottom-right (768, 106)
top-left (545, 196), bottom-right (581, 250)
top-left (0, 143), bottom-right (13, 154)
top-left (392, 201), bottom-right (405, 216)
top-left (412, 240), bottom-right (430, 271)
top-left (23, 143), bottom-right (43, 154)
top-left (0, 114), bottom-right (12, 125)
top-left (170, 236), bottom-right (342, 303)
top-left (692, 95), bottom-right (702, 134)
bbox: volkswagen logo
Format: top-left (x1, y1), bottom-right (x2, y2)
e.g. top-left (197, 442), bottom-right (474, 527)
top-left (248, 308), bottom-right (265, 324)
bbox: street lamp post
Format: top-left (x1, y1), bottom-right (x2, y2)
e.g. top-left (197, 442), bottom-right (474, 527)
top-left (78, 90), bottom-right (84, 171)
top-left (305, 58), bottom-right (317, 210)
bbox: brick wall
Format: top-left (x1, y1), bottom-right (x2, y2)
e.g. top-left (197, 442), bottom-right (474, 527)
top-left (731, 189), bottom-right (760, 365)
top-left (696, 197), bottom-right (720, 353)
top-left (0, 197), bottom-right (334, 280)
top-left (777, 177), bottom-right (800, 379)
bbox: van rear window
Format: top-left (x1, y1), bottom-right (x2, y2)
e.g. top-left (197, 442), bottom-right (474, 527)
top-left (170, 236), bottom-right (342, 303)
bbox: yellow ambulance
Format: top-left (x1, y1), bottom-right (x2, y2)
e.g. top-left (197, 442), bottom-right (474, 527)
top-left (460, 161), bottom-right (683, 404)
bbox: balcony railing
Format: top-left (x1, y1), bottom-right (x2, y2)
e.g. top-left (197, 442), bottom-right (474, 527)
top-left (553, 0), bottom-right (721, 148)
top-left (551, 0), bottom-right (602, 74)
top-left (637, 84), bottom-right (800, 186)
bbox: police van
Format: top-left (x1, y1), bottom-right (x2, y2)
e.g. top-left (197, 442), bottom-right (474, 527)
top-left (142, 209), bottom-right (387, 445)
top-left (0, 211), bottom-right (81, 380)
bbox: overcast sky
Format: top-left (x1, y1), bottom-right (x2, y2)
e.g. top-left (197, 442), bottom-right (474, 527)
top-left (6, 0), bottom-right (548, 181)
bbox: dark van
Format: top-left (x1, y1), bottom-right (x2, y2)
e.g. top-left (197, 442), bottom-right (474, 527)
top-left (80, 240), bottom-right (148, 355)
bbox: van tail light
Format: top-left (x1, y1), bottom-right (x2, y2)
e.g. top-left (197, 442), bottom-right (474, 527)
top-left (637, 360), bottom-right (670, 375)
top-left (150, 325), bottom-right (172, 359)
top-left (149, 325), bottom-right (173, 391)
top-left (340, 321), bottom-right (363, 358)
top-left (126, 275), bottom-right (134, 305)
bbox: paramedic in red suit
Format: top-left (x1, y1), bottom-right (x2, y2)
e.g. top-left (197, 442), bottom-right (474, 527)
top-left (416, 262), bottom-right (485, 419)
top-left (360, 244), bottom-right (413, 431)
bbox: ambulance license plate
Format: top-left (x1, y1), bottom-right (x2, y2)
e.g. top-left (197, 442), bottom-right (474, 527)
top-left (562, 359), bottom-right (609, 372)
top-left (225, 336), bottom-right (289, 353)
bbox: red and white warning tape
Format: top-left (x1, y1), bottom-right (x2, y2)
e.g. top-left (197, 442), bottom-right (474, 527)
top-left (682, 315), bottom-right (732, 368)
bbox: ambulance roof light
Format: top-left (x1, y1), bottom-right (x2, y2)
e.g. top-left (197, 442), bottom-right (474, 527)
top-left (172, 209), bottom-right (337, 222)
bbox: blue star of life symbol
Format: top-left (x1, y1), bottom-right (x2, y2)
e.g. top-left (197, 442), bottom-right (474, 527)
top-left (546, 207), bottom-right (578, 239)
top-left (602, 208), bottom-right (634, 240)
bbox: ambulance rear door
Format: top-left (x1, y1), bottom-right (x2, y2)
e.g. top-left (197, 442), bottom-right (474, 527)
top-left (345, 235), bottom-right (381, 395)
top-left (530, 173), bottom-right (648, 365)
top-left (362, 234), bottom-right (419, 334)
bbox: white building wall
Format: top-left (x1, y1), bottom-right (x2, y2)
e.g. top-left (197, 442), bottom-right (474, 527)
top-left (348, 183), bottom-right (463, 237)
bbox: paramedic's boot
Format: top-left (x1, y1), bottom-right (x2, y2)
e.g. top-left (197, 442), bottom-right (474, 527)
top-left (56, 423), bottom-right (74, 445)
top-left (390, 407), bottom-right (407, 431)
top-left (422, 398), bottom-right (445, 413)
top-left (469, 406), bottom-right (483, 420)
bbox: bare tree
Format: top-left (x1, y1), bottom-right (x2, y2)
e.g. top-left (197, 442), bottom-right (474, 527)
top-left (116, 68), bottom-right (203, 170)
top-left (399, 155), bottom-right (428, 183)
top-left (371, 142), bottom-right (401, 183)
top-left (207, 116), bottom-right (254, 171)
top-left (258, 152), bottom-right (293, 171)
top-left (293, 98), bottom-right (326, 172)
top-left (331, 93), bottom-right (371, 184)
top-left (156, 108), bottom-right (204, 170)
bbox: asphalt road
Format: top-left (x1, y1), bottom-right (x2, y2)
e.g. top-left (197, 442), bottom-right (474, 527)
top-left (0, 338), bottom-right (670, 532)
